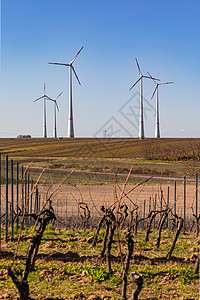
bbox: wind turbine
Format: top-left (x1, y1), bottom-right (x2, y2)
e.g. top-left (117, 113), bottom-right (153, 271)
top-left (33, 83), bottom-right (54, 138)
top-left (129, 58), bottom-right (159, 139)
top-left (148, 72), bottom-right (173, 138)
top-left (48, 46), bottom-right (84, 138)
top-left (48, 92), bottom-right (63, 138)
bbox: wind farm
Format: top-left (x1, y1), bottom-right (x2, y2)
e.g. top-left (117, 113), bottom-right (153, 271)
top-left (48, 46), bottom-right (84, 138)
top-left (147, 72), bottom-right (173, 138)
top-left (48, 91), bottom-right (63, 138)
top-left (1, 2), bottom-right (200, 299)
top-left (129, 59), bottom-right (160, 139)
top-left (32, 54), bottom-right (173, 140)
top-left (33, 83), bottom-right (53, 138)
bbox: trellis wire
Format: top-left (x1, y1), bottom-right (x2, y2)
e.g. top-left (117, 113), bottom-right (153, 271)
top-left (0, 154), bottom-right (199, 240)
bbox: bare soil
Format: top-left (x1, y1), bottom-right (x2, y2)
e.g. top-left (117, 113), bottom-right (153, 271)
top-left (1, 180), bottom-right (197, 218)
top-left (27, 182), bottom-right (199, 218)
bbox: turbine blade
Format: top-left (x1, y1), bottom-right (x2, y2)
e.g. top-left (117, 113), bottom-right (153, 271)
top-left (45, 95), bottom-right (54, 101)
top-left (70, 46), bottom-right (84, 65)
top-left (147, 72), bottom-right (158, 85)
top-left (55, 101), bottom-right (59, 112)
top-left (129, 77), bottom-right (141, 90)
top-left (143, 75), bottom-right (160, 81)
top-left (56, 91), bottom-right (63, 101)
top-left (72, 66), bottom-right (81, 85)
top-left (48, 62), bottom-right (69, 66)
top-left (151, 86), bottom-right (158, 99)
top-left (160, 81), bottom-right (174, 85)
top-left (33, 95), bottom-right (45, 102)
top-left (135, 58), bottom-right (142, 75)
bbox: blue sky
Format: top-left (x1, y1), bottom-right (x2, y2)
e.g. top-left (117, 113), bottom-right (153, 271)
top-left (0, 0), bottom-right (199, 138)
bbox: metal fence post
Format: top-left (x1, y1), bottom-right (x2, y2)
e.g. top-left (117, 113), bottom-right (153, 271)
top-left (34, 186), bottom-right (38, 214)
top-left (143, 200), bottom-right (146, 229)
top-left (21, 165), bottom-right (24, 216)
top-left (167, 186), bottom-right (170, 231)
top-left (16, 163), bottom-right (19, 232)
top-left (196, 173), bottom-right (198, 217)
top-left (5, 155), bottom-right (9, 243)
top-left (174, 181), bottom-right (176, 228)
top-left (77, 199), bottom-right (80, 228)
top-left (65, 196), bottom-right (67, 229)
top-left (149, 197), bottom-right (151, 213)
top-left (11, 159), bottom-right (14, 239)
top-left (0, 153), bottom-right (1, 249)
top-left (30, 180), bottom-right (33, 226)
top-left (154, 193), bottom-right (157, 229)
top-left (57, 199), bottom-right (58, 228)
top-left (91, 207), bottom-right (93, 229)
top-left (183, 176), bottom-right (186, 232)
top-left (38, 194), bottom-right (41, 212)
top-left (160, 190), bottom-right (163, 222)
top-left (139, 201), bottom-right (142, 229)
top-left (24, 171), bottom-right (27, 226)
top-left (27, 174), bottom-right (30, 227)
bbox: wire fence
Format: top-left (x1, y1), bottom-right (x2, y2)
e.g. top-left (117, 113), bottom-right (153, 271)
top-left (0, 154), bottom-right (199, 247)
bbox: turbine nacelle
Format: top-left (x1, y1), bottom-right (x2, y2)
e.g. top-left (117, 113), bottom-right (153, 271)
top-left (129, 59), bottom-right (160, 91)
top-left (147, 72), bottom-right (173, 99)
top-left (48, 46), bottom-right (84, 86)
top-left (48, 91), bottom-right (63, 112)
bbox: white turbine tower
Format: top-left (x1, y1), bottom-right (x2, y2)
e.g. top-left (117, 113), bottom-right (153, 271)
top-left (48, 46), bottom-right (84, 138)
top-left (148, 72), bottom-right (173, 138)
top-left (34, 83), bottom-right (54, 138)
top-left (48, 92), bottom-right (63, 138)
top-left (129, 58), bottom-right (159, 139)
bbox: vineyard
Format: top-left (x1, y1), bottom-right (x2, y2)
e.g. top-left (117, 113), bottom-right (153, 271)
top-left (0, 138), bottom-right (199, 299)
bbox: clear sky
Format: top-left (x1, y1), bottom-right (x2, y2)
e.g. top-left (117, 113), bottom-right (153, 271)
top-left (0, 0), bottom-right (199, 138)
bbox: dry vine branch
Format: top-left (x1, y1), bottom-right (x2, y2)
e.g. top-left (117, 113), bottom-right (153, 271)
top-left (166, 215), bottom-right (183, 260)
top-left (106, 208), bottom-right (116, 274)
top-left (8, 202), bottom-right (56, 300)
top-left (119, 204), bottom-right (129, 229)
top-left (114, 168), bottom-right (134, 275)
top-left (91, 205), bottom-right (108, 247)
top-left (121, 229), bottom-right (134, 300)
top-left (116, 184), bottom-right (138, 208)
top-left (100, 218), bottom-right (110, 257)
top-left (47, 168), bottom-right (75, 201)
top-left (13, 168), bottom-right (46, 262)
top-left (156, 209), bottom-right (169, 248)
top-left (145, 210), bottom-right (160, 243)
top-left (129, 272), bottom-right (143, 300)
top-left (145, 209), bottom-right (168, 243)
top-left (8, 169), bottom-right (75, 300)
top-left (79, 202), bottom-right (90, 229)
top-left (194, 254), bottom-right (199, 275)
top-left (191, 207), bottom-right (200, 237)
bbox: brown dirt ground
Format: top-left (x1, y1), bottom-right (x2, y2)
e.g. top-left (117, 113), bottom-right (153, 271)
top-left (1, 181), bottom-right (198, 220)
